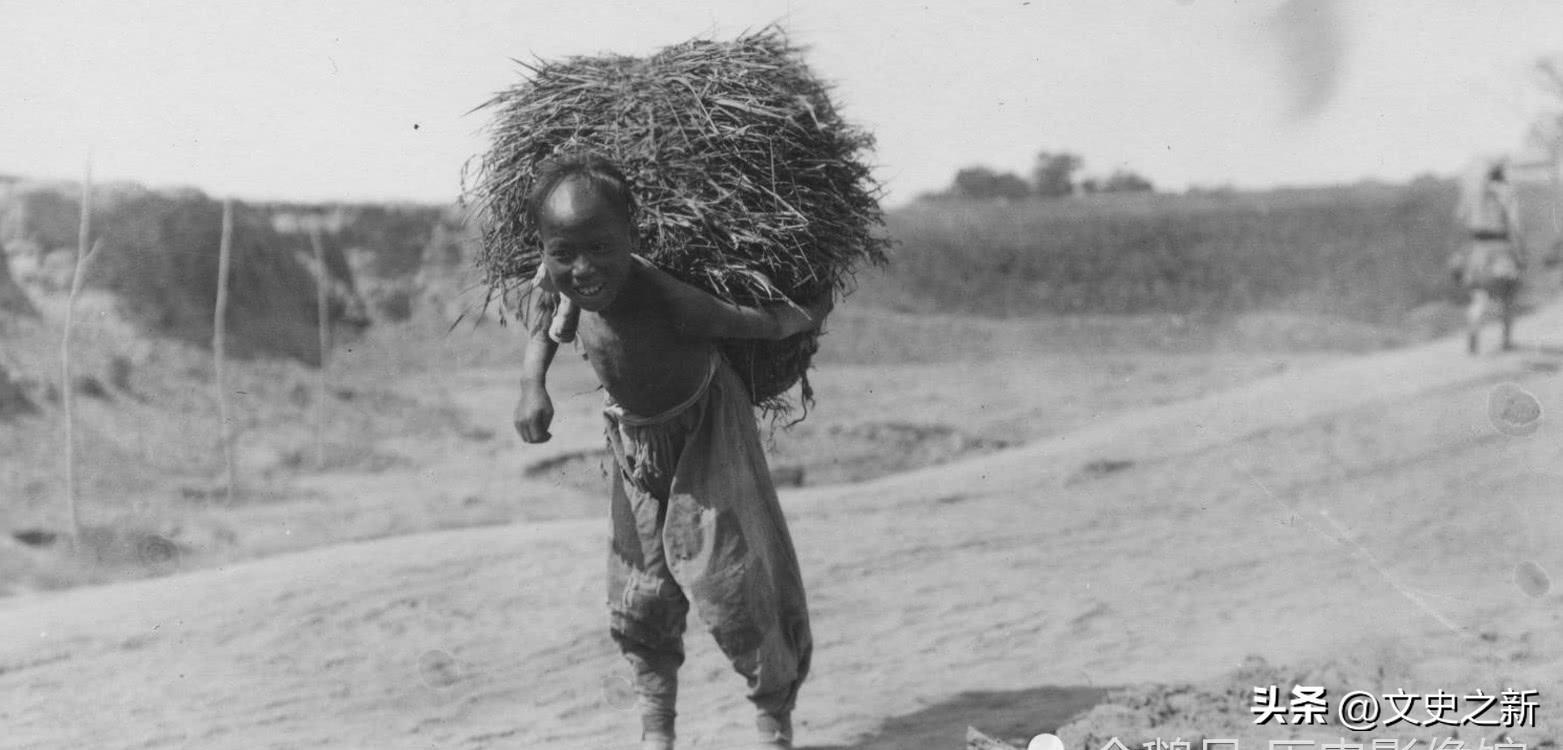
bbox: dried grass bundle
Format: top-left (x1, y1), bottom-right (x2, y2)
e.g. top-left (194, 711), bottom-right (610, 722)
top-left (468, 26), bottom-right (888, 415)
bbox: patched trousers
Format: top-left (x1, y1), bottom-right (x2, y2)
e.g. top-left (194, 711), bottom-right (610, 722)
top-left (603, 354), bottom-right (812, 734)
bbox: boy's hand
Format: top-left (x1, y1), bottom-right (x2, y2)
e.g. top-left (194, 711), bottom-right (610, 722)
top-left (775, 292), bottom-right (833, 338)
top-left (514, 384), bottom-right (554, 443)
top-left (549, 296), bottom-right (580, 343)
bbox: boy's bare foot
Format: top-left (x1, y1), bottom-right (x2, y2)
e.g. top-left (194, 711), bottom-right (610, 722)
top-left (754, 713), bottom-right (793, 748)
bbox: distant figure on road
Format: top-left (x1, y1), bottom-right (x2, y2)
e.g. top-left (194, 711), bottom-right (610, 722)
top-left (1451, 157), bottom-right (1526, 354)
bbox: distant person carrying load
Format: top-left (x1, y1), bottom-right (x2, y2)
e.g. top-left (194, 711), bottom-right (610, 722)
top-left (1451, 157), bottom-right (1527, 354)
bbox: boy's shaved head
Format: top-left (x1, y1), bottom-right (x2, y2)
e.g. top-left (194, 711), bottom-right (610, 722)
top-left (526, 152), bottom-right (636, 230)
top-left (537, 176), bottom-right (621, 231)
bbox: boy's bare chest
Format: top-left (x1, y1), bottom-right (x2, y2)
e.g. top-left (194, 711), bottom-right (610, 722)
top-left (577, 313), bottom-right (714, 415)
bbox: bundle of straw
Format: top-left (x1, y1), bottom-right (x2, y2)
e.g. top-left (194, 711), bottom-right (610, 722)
top-left (469, 26), bottom-right (888, 415)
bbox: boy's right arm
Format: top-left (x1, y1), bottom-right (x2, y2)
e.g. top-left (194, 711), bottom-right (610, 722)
top-left (514, 291), bottom-right (559, 443)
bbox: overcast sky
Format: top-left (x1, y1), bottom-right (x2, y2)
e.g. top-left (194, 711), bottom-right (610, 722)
top-left (2, 0), bottom-right (1559, 206)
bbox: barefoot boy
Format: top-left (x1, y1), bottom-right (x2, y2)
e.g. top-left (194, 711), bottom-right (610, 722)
top-left (512, 153), bottom-right (822, 750)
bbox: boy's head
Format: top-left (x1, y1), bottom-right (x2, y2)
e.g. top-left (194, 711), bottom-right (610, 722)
top-left (528, 153), bottom-right (638, 312)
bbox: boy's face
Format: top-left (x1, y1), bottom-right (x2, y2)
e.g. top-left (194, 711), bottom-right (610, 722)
top-left (537, 177), bottom-right (635, 312)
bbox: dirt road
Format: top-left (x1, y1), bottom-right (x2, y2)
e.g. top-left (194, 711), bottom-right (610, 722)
top-left (4, 308), bottom-right (1563, 749)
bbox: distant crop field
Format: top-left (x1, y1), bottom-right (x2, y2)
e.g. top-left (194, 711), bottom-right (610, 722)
top-left (856, 180), bottom-right (1561, 324)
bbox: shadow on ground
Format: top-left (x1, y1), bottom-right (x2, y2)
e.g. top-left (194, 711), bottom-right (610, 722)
top-left (800, 684), bottom-right (1112, 750)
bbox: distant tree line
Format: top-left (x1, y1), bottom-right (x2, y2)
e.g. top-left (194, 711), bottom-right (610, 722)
top-left (925, 150), bottom-right (1155, 201)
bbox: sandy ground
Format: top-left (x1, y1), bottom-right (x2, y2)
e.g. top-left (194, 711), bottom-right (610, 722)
top-left (1, 301), bottom-right (1334, 593)
top-left (5, 304), bottom-right (1563, 749)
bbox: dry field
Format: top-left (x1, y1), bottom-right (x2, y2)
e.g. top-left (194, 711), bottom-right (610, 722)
top-left (3, 296), bottom-right (1563, 748)
top-left (863, 180), bottom-right (1561, 326)
top-left (0, 289), bottom-right (1342, 595)
top-left (3, 178), bottom-right (1562, 748)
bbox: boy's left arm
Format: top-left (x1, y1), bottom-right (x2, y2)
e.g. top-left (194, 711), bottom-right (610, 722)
top-left (633, 255), bottom-right (830, 340)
